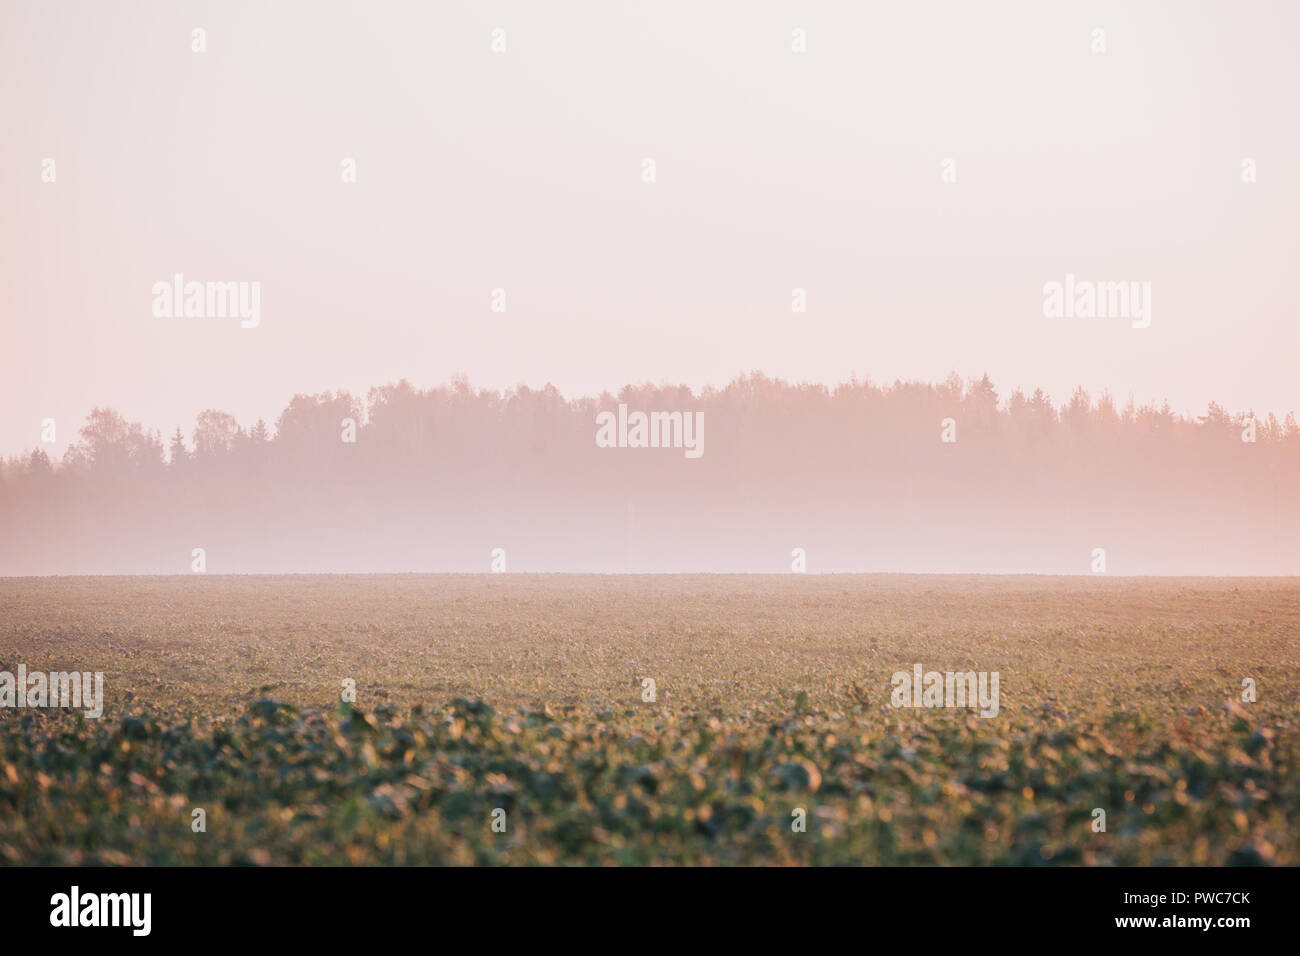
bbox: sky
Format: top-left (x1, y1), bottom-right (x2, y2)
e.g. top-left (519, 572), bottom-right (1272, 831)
top-left (2, 0), bottom-right (1297, 461)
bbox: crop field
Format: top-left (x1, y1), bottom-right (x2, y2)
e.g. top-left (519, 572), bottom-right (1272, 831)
top-left (1, 574), bottom-right (1298, 865)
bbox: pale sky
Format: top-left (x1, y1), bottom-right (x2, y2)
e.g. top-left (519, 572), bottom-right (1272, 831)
top-left (2, 0), bottom-right (1297, 460)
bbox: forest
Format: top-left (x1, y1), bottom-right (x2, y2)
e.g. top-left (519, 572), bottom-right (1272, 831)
top-left (2, 373), bottom-right (1295, 575)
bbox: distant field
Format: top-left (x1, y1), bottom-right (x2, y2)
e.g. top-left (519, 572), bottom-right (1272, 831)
top-left (1, 575), bottom-right (1297, 865)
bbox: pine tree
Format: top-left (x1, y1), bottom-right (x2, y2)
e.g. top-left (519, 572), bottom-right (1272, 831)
top-left (168, 426), bottom-right (189, 468)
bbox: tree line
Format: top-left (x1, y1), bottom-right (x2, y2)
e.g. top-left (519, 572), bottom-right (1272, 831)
top-left (2, 373), bottom-right (1296, 574)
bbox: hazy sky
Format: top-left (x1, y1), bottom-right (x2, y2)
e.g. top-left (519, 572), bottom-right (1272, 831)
top-left (3, 0), bottom-right (1297, 460)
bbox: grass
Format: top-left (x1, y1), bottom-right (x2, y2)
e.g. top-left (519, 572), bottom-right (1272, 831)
top-left (1, 574), bottom-right (1297, 865)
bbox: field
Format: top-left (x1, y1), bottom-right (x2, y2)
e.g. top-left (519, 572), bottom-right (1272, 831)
top-left (1, 574), bottom-right (1298, 865)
